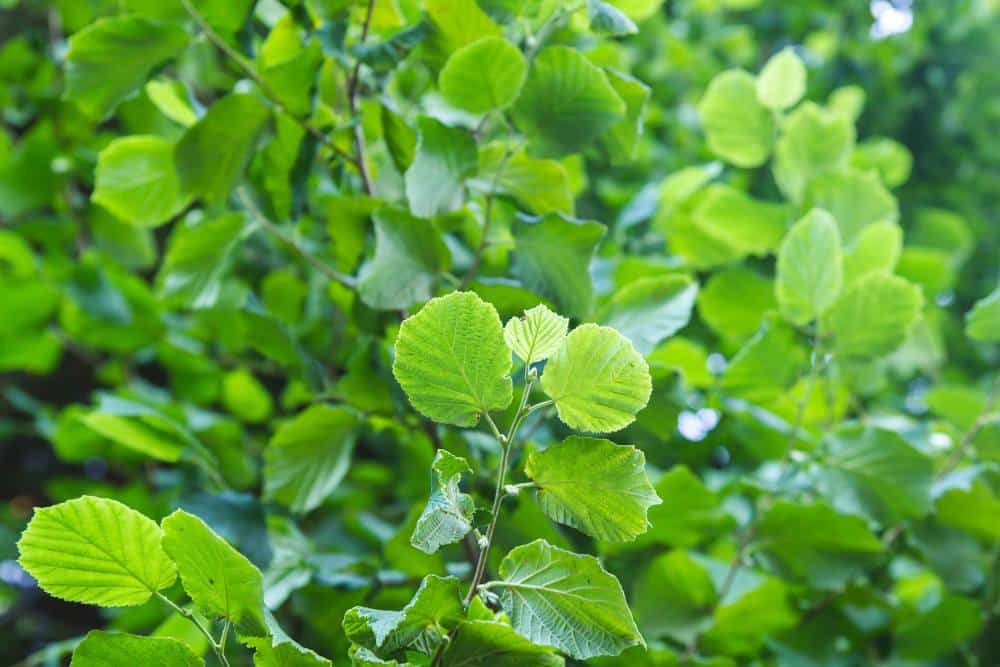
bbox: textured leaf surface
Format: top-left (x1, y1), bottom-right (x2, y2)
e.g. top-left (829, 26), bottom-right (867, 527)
top-left (393, 291), bottom-right (513, 427)
top-left (525, 436), bottom-right (660, 541)
top-left (439, 37), bottom-right (526, 113)
top-left (541, 324), bottom-right (652, 433)
top-left (411, 450), bottom-right (475, 554)
top-left (698, 69), bottom-right (774, 167)
top-left (503, 304), bottom-right (568, 365)
top-left (70, 631), bottom-right (203, 667)
top-left (442, 620), bottom-right (564, 666)
top-left (357, 209), bottom-right (450, 310)
top-left (512, 213), bottom-right (605, 319)
top-left (264, 404), bottom-right (360, 514)
top-left (92, 136), bottom-right (190, 228)
top-left (492, 539), bottom-right (643, 659)
top-left (343, 575), bottom-right (463, 658)
top-left (512, 46), bottom-right (625, 157)
top-left (161, 509), bottom-right (268, 637)
top-left (17, 496), bottom-right (176, 607)
top-left (823, 273), bottom-right (923, 356)
top-left (598, 275), bottom-right (698, 356)
top-left (756, 48), bottom-right (806, 110)
top-left (775, 209), bottom-right (843, 325)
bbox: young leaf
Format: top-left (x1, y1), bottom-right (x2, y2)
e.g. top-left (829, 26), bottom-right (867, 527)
top-left (598, 275), bottom-right (698, 356)
top-left (489, 539), bottom-right (644, 659)
top-left (161, 509), bottom-right (268, 637)
top-left (17, 496), bottom-right (176, 607)
top-left (692, 185), bottom-right (790, 257)
top-left (393, 291), bottom-right (513, 427)
top-left (157, 212), bottom-right (247, 308)
top-left (756, 48), bottom-right (806, 111)
top-left (405, 117), bottom-right (478, 217)
top-left (64, 16), bottom-right (189, 120)
top-left (698, 69), bottom-right (775, 167)
top-left (823, 273), bottom-right (923, 357)
top-left (343, 575), bottom-right (463, 658)
top-left (525, 436), bottom-right (661, 541)
top-left (804, 168), bottom-right (898, 241)
top-left (966, 286), bottom-right (1000, 342)
top-left (511, 46), bottom-right (626, 157)
top-left (411, 450), bottom-right (475, 554)
top-left (175, 93), bottom-right (271, 205)
top-left (264, 404), bottom-right (360, 514)
top-left (775, 209), bottom-right (843, 325)
top-left (512, 213), bottom-right (606, 319)
top-left (92, 136), bottom-right (190, 228)
top-left (357, 209), bottom-right (451, 310)
top-left (477, 146), bottom-right (574, 215)
top-left (773, 102), bottom-right (855, 201)
top-left (540, 324), bottom-right (652, 433)
top-left (70, 631), bottom-right (203, 667)
top-left (439, 37), bottom-right (527, 113)
top-left (817, 425), bottom-right (933, 525)
top-left (503, 303), bottom-right (569, 365)
top-left (442, 620), bottom-right (564, 666)
top-left (842, 220), bottom-right (902, 286)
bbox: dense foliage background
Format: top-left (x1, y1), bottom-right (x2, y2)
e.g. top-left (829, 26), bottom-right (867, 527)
top-left (1, 0), bottom-right (999, 665)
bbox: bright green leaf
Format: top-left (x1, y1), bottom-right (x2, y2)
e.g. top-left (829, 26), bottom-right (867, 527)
top-left (698, 69), bottom-right (775, 168)
top-left (775, 209), bottom-right (843, 325)
top-left (442, 620), bottom-right (564, 666)
top-left (823, 272), bottom-right (923, 357)
top-left (411, 450), bottom-right (475, 554)
top-left (598, 274), bottom-right (698, 356)
top-left (966, 286), bottom-right (1000, 342)
top-left (70, 631), bottom-right (203, 667)
top-left (439, 37), bottom-right (527, 113)
top-left (756, 48), bottom-right (806, 110)
top-left (92, 136), bottom-right (190, 228)
top-left (503, 303), bottom-right (569, 365)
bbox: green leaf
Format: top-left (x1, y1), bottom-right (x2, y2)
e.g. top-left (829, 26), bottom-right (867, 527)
top-left (851, 136), bottom-right (913, 188)
top-left (405, 117), bottom-right (478, 217)
top-left (721, 316), bottom-right (806, 402)
top-left (598, 274), bottom-right (698, 356)
top-left (842, 219), bottom-right (902, 286)
top-left (895, 594), bottom-right (984, 661)
top-left (511, 213), bottom-right (606, 319)
top-left (512, 46), bottom-right (626, 157)
top-left (257, 16), bottom-right (323, 118)
top-left (92, 136), bottom-right (190, 228)
top-left (357, 208), bottom-right (451, 310)
top-left (698, 69), bottom-right (775, 167)
top-left (393, 291), bottom-right (513, 427)
top-left (933, 468), bottom-right (1000, 542)
top-left (251, 639), bottom-right (332, 667)
top-left (525, 436), bottom-right (660, 541)
top-left (17, 496), bottom-right (176, 607)
top-left (503, 303), bottom-right (569, 365)
top-left (756, 500), bottom-right (883, 590)
top-left (157, 212), bottom-right (247, 308)
top-left (697, 266), bottom-right (776, 344)
top-left (70, 631), bottom-right (203, 667)
top-left (490, 539), bottom-right (643, 659)
top-left (692, 185), bottom-right (790, 257)
top-left (541, 324), bottom-right (652, 433)
top-left (775, 209), bottom-right (843, 325)
top-left (343, 575), bottom-right (463, 658)
top-left (175, 93), bottom-right (271, 205)
top-left (823, 273), bottom-right (923, 357)
top-left (64, 16), bottom-right (189, 120)
top-left (756, 48), bottom-right (806, 111)
top-left (223, 368), bottom-right (273, 423)
top-left (588, 0), bottom-right (638, 36)
top-left (817, 425), bottom-right (933, 525)
top-left (411, 450), bottom-right (475, 554)
top-left (702, 577), bottom-right (798, 656)
top-left (479, 148), bottom-right (574, 216)
top-left (631, 549), bottom-right (715, 644)
top-left (966, 286), bottom-right (1000, 342)
top-left (161, 509), bottom-right (268, 637)
top-left (439, 37), bottom-right (527, 113)
top-left (145, 79), bottom-right (197, 127)
top-left (442, 620), bottom-right (564, 666)
top-left (423, 0), bottom-right (501, 68)
top-left (641, 466), bottom-right (734, 548)
top-left (804, 168), bottom-right (898, 241)
top-left (773, 102), bottom-right (855, 202)
top-left (602, 69), bottom-right (650, 164)
top-left (264, 404), bottom-right (360, 514)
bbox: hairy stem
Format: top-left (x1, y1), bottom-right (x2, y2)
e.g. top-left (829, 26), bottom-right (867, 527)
top-left (156, 592), bottom-right (228, 666)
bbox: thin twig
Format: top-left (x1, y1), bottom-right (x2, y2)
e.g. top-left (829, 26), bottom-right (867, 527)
top-left (237, 188), bottom-right (356, 288)
top-left (156, 592), bottom-right (227, 665)
top-left (179, 0), bottom-right (359, 168)
top-left (347, 0), bottom-right (377, 195)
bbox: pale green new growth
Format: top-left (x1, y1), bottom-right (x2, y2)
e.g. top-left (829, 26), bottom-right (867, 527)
top-left (775, 209), bottom-right (843, 325)
top-left (966, 286), bottom-right (1000, 342)
top-left (698, 69), bottom-right (775, 167)
top-left (70, 631), bottom-right (203, 667)
top-left (392, 291), bottom-right (513, 427)
top-left (823, 272), bottom-right (923, 356)
top-left (525, 436), bottom-right (661, 541)
top-left (756, 48), bottom-right (806, 110)
top-left (92, 136), bottom-right (190, 228)
top-left (503, 304), bottom-right (569, 365)
top-left (541, 324), bottom-right (652, 433)
top-left (161, 509), bottom-right (268, 637)
top-left (411, 450), bottom-right (475, 554)
top-left (17, 495), bottom-right (176, 607)
top-left (489, 539), bottom-right (644, 659)
top-left (439, 37), bottom-right (527, 113)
